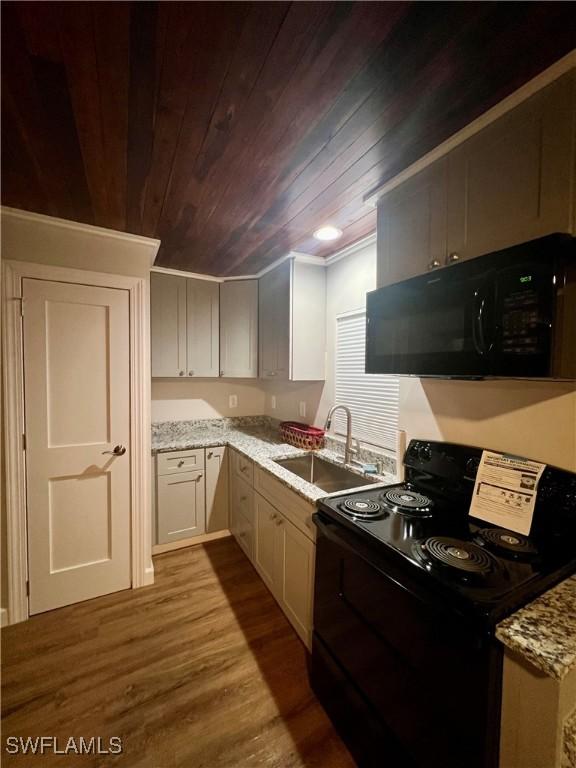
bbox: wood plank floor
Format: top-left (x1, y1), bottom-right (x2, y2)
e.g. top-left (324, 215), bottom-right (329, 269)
top-left (2, 538), bottom-right (355, 767)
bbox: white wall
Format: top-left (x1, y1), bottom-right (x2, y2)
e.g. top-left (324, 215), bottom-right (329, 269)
top-left (151, 379), bottom-right (266, 422)
top-left (399, 378), bottom-right (576, 471)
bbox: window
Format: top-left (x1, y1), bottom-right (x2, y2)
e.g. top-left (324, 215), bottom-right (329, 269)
top-left (334, 310), bottom-right (399, 452)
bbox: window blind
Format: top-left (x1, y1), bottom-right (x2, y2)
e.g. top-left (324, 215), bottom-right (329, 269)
top-left (334, 310), bottom-right (399, 452)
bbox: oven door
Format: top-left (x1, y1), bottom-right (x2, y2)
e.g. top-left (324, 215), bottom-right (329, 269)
top-left (366, 266), bottom-right (495, 377)
top-left (311, 514), bottom-right (502, 768)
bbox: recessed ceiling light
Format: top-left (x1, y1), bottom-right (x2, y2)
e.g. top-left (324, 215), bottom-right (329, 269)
top-left (313, 225), bottom-right (343, 242)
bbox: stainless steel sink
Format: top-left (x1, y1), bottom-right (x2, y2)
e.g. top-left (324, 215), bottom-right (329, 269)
top-left (274, 454), bottom-right (376, 494)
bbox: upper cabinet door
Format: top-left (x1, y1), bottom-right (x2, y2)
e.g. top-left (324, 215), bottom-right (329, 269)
top-left (259, 261), bottom-right (290, 380)
top-left (447, 71), bottom-right (576, 261)
top-left (186, 279), bottom-right (219, 377)
top-left (151, 273), bottom-right (187, 377)
top-left (219, 280), bottom-right (258, 378)
top-left (377, 159), bottom-right (447, 287)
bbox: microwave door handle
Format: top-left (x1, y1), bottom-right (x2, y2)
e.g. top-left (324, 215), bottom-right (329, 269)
top-left (472, 291), bottom-right (485, 356)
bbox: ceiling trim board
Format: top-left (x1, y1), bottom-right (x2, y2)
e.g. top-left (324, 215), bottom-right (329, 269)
top-left (364, 50), bottom-right (576, 206)
top-left (0, 206), bottom-right (161, 261)
top-left (324, 232), bottom-right (377, 266)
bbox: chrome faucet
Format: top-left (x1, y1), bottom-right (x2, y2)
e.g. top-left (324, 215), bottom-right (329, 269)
top-left (324, 404), bottom-right (357, 465)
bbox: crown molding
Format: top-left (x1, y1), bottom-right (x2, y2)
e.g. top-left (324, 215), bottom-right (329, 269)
top-left (324, 233), bottom-right (377, 266)
top-left (364, 50), bottom-right (576, 207)
top-left (151, 265), bottom-right (223, 282)
top-left (1, 206), bottom-right (161, 262)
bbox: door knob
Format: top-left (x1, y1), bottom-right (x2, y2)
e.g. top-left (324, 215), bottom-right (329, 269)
top-left (102, 445), bottom-right (126, 456)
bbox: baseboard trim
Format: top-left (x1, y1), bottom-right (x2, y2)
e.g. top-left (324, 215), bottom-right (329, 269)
top-left (152, 530), bottom-right (231, 555)
top-left (1, 608), bottom-right (9, 628)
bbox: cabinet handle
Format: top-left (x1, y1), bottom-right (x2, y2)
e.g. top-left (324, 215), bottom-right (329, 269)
top-left (240, 496), bottom-right (248, 502)
top-left (220, 370), bottom-right (225, 377)
top-left (207, 451), bottom-right (213, 459)
top-left (428, 259), bottom-right (441, 270)
top-left (447, 252), bottom-right (460, 264)
top-left (188, 370), bottom-right (194, 376)
top-left (270, 513), bottom-right (277, 521)
top-left (267, 371), bottom-right (277, 377)
top-left (196, 473), bottom-right (203, 481)
top-left (179, 370), bottom-right (185, 376)
top-left (275, 518), bottom-right (283, 526)
top-left (178, 460), bottom-right (185, 467)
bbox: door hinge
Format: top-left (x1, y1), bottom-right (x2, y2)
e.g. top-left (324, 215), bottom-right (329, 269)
top-left (22, 433), bottom-right (26, 451)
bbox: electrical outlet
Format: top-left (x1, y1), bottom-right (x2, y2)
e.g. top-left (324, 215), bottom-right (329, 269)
top-left (229, 394), bottom-right (238, 409)
top-left (271, 395), bottom-right (276, 410)
top-left (299, 401), bottom-right (307, 418)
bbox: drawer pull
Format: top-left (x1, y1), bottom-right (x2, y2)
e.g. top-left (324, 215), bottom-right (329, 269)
top-left (240, 496), bottom-right (248, 502)
top-left (178, 460), bottom-right (185, 467)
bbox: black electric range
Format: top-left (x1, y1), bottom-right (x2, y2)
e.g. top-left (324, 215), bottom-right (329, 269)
top-left (309, 440), bottom-right (576, 768)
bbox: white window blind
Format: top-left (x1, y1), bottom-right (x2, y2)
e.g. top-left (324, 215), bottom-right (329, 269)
top-left (334, 310), bottom-right (399, 452)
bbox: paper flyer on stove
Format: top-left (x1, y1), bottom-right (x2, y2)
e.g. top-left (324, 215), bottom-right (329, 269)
top-left (468, 450), bottom-right (546, 535)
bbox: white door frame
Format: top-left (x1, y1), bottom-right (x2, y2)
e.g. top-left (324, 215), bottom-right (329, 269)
top-left (2, 259), bottom-right (154, 625)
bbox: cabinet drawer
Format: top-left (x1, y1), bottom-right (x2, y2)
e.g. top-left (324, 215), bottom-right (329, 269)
top-left (254, 467), bottom-right (315, 540)
top-left (232, 450), bottom-right (254, 485)
top-left (157, 449), bottom-right (205, 476)
top-left (231, 474), bottom-right (254, 524)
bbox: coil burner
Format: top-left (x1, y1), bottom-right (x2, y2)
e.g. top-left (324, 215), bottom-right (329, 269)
top-left (381, 487), bottom-right (434, 516)
top-left (340, 499), bottom-right (383, 520)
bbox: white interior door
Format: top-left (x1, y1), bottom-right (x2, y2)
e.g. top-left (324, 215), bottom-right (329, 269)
top-left (23, 278), bottom-right (131, 614)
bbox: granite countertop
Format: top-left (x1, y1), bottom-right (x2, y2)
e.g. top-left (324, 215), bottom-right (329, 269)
top-left (152, 416), bottom-right (396, 504)
top-left (496, 574), bottom-right (576, 681)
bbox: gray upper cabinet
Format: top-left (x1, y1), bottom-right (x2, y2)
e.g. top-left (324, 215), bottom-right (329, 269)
top-left (151, 273), bottom-right (187, 377)
top-left (377, 70), bottom-right (576, 288)
top-left (446, 71), bottom-right (576, 262)
top-left (377, 159), bottom-right (447, 287)
top-left (186, 279), bottom-right (219, 377)
top-left (259, 261), bottom-right (290, 380)
top-left (219, 280), bottom-right (258, 378)
top-left (259, 260), bottom-right (326, 381)
top-left (151, 273), bottom-right (219, 378)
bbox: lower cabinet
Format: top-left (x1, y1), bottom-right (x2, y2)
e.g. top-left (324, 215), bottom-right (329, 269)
top-left (155, 446), bottom-right (228, 545)
top-left (229, 449), bottom-right (315, 648)
top-left (157, 470), bottom-right (205, 543)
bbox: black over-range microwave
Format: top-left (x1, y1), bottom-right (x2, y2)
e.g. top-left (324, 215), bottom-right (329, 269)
top-left (365, 234), bottom-right (576, 379)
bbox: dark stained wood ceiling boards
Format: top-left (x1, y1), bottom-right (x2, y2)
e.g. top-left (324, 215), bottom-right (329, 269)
top-left (2, 2), bottom-right (575, 276)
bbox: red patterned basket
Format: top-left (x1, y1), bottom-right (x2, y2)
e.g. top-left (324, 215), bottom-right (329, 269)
top-left (280, 421), bottom-right (325, 451)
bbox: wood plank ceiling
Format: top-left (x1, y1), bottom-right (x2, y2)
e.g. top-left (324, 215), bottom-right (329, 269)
top-left (2, 2), bottom-right (575, 276)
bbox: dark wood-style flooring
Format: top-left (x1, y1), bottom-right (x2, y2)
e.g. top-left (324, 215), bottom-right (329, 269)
top-left (1, 538), bottom-right (355, 767)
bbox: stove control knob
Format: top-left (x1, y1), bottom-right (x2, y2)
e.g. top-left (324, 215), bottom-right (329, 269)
top-left (418, 444), bottom-right (432, 462)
